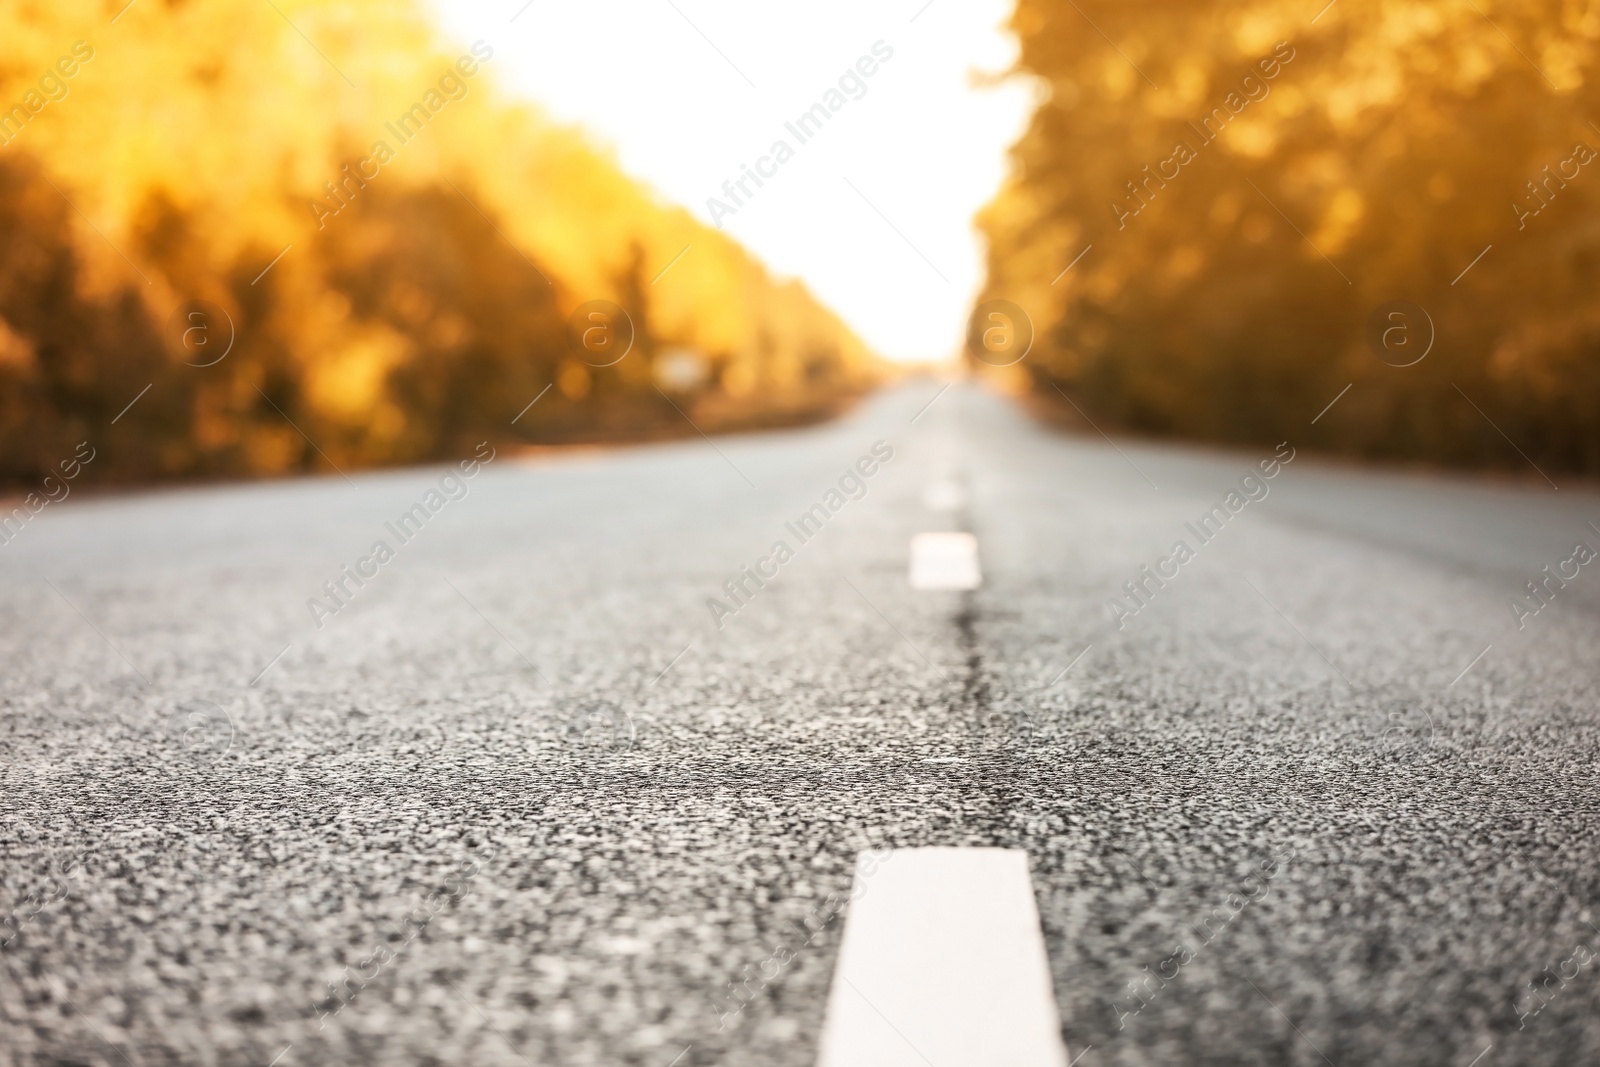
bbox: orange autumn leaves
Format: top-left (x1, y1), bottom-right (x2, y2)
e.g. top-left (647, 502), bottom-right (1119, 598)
top-left (980, 0), bottom-right (1600, 473)
top-left (0, 0), bottom-right (874, 485)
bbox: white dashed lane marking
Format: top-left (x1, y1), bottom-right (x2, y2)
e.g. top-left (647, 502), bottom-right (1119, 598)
top-left (908, 531), bottom-right (981, 591)
top-left (817, 847), bottom-right (1070, 1067)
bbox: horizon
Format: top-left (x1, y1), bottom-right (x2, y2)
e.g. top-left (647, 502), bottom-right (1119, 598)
top-left (424, 0), bottom-right (1034, 364)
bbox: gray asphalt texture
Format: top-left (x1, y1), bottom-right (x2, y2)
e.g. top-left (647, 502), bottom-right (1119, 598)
top-left (3, 381), bottom-right (1599, 1067)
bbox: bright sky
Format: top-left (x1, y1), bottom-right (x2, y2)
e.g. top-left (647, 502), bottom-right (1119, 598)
top-left (425, 0), bottom-right (1035, 362)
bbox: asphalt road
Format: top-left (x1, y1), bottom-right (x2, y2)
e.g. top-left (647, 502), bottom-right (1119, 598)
top-left (3, 380), bottom-right (1599, 1066)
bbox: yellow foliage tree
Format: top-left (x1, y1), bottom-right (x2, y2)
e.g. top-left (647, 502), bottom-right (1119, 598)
top-left (979, 0), bottom-right (1600, 473)
top-left (0, 0), bottom-right (875, 482)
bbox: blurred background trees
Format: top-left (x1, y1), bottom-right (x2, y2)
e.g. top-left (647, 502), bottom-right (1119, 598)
top-left (979, 0), bottom-right (1600, 474)
top-left (0, 0), bottom-right (876, 485)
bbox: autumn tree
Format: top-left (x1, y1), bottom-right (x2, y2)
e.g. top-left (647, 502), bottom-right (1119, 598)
top-left (980, 0), bottom-right (1600, 473)
top-left (0, 0), bottom-right (876, 484)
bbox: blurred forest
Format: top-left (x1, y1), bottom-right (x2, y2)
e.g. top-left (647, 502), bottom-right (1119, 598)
top-left (0, 0), bottom-right (876, 486)
top-left (980, 0), bottom-right (1600, 475)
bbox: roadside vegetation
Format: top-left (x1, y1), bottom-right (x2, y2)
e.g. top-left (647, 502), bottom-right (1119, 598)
top-left (979, 0), bottom-right (1600, 475)
top-left (0, 0), bottom-right (876, 486)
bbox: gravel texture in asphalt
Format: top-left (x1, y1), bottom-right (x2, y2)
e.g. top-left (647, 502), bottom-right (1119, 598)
top-left (3, 382), bottom-right (1598, 1066)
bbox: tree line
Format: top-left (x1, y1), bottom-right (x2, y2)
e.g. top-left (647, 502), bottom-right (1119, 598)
top-left (0, 0), bottom-right (876, 486)
top-left (979, 0), bottom-right (1600, 475)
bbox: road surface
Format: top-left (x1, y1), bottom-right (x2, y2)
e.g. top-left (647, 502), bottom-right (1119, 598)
top-left (3, 381), bottom-right (1599, 1066)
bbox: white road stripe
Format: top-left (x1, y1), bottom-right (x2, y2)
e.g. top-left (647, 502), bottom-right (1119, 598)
top-left (909, 532), bottom-right (981, 591)
top-left (817, 847), bottom-right (1069, 1067)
